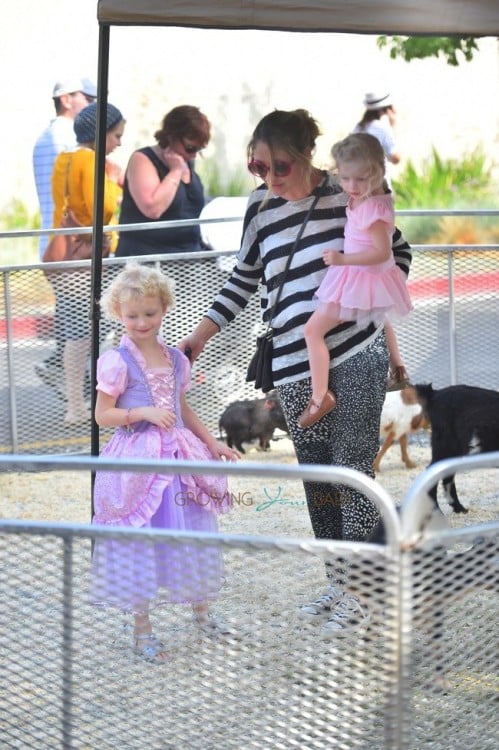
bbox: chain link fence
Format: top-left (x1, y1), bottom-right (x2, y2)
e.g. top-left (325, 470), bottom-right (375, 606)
top-left (1, 211), bottom-right (498, 454)
top-left (1, 453), bottom-right (498, 749)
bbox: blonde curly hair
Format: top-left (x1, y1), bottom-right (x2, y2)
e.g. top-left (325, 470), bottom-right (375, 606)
top-left (331, 132), bottom-right (387, 196)
top-left (100, 263), bottom-right (175, 321)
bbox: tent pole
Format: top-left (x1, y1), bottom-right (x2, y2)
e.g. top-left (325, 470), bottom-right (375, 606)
top-left (90, 23), bottom-right (111, 517)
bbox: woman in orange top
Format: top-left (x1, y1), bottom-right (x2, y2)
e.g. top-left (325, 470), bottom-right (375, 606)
top-left (51, 102), bottom-right (125, 424)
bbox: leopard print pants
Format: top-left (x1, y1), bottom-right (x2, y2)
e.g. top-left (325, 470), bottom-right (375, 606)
top-left (277, 331), bottom-right (388, 545)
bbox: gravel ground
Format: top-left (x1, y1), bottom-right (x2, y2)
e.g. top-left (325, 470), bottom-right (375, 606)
top-left (1, 433), bottom-right (497, 529)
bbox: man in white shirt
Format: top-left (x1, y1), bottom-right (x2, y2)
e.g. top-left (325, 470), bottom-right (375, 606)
top-left (33, 76), bottom-right (96, 391)
top-left (33, 76), bottom-right (97, 260)
top-left (353, 92), bottom-right (401, 187)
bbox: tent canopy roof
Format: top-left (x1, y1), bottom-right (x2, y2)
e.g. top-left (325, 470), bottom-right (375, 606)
top-left (97, 0), bottom-right (499, 36)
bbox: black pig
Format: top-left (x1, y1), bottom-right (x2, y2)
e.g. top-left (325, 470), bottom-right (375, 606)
top-left (219, 391), bottom-right (288, 454)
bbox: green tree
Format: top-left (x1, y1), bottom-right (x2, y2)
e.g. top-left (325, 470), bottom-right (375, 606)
top-left (377, 36), bottom-right (481, 65)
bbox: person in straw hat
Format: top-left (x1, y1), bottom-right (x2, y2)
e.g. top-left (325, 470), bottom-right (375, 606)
top-left (353, 91), bottom-right (401, 186)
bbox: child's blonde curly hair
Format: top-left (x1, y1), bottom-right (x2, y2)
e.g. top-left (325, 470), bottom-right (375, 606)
top-left (331, 132), bottom-right (387, 196)
top-left (100, 263), bottom-right (175, 321)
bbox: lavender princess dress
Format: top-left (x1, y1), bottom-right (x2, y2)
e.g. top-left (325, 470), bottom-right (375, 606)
top-left (90, 336), bottom-right (231, 613)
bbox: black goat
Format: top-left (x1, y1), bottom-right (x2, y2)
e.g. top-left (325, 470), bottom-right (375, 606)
top-left (414, 383), bottom-right (499, 513)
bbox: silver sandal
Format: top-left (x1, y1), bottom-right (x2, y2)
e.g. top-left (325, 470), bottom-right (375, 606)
top-left (193, 613), bottom-right (236, 639)
top-left (133, 632), bottom-right (168, 663)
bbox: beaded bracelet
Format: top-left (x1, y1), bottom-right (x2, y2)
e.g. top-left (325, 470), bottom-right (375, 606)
top-left (125, 408), bottom-right (132, 433)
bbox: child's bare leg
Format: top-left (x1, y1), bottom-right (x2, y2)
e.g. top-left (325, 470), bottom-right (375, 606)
top-left (384, 322), bottom-right (410, 390)
top-left (192, 602), bottom-right (233, 637)
top-left (304, 308), bottom-right (340, 408)
top-left (133, 607), bottom-right (168, 661)
top-left (192, 602), bottom-right (209, 618)
top-left (298, 308), bottom-right (338, 428)
top-left (134, 610), bottom-right (153, 635)
top-left (63, 337), bottom-right (90, 423)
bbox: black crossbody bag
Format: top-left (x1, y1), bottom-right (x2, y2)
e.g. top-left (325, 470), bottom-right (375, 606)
top-left (246, 183), bottom-right (324, 392)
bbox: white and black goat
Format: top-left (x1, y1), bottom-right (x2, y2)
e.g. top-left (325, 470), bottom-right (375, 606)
top-left (374, 386), bottom-right (430, 473)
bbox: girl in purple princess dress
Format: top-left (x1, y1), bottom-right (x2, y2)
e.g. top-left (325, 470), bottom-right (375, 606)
top-left (299, 132), bottom-right (413, 428)
top-left (90, 263), bottom-right (239, 663)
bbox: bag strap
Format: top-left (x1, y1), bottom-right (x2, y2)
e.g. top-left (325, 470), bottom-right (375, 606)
top-left (265, 176), bottom-right (326, 331)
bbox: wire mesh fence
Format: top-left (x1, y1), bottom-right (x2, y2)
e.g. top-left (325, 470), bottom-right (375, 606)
top-left (1, 241), bottom-right (498, 455)
top-left (0, 453), bottom-right (498, 750)
top-left (409, 529), bottom-right (499, 750)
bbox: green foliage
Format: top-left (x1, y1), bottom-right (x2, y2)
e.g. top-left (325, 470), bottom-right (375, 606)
top-left (392, 147), bottom-right (497, 244)
top-left (377, 35), bottom-right (480, 66)
top-left (198, 157), bottom-right (252, 199)
top-left (0, 199), bottom-right (40, 265)
top-left (393, 147), bottom-right (492, 209)
top-left (0, 198), bottom-right (40, 231)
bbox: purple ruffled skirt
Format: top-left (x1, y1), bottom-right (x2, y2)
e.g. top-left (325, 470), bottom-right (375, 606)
top-left (90, 475), bottom-right (224, 613)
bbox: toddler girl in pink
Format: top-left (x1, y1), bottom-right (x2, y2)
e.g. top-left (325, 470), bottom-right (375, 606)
top-left (299, 132), bottom-right (412, 428)
top-left (91, 263), bottom-right (239, 662)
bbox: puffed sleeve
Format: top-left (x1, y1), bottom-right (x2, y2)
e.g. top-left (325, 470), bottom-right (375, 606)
top-left (357, 196), bottom-right (395, 232)
top-left (176, 349), bottom-right (192, 393)
top-left (96, 349), bottom-right (128, 397)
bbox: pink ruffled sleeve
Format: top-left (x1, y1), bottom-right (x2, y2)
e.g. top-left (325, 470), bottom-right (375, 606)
top-left (96, 350), bottom-right (128, 397)
top-left (176, 349), bottom-right (192, 393)
top-left (357, 196), bottom-right (395, 232)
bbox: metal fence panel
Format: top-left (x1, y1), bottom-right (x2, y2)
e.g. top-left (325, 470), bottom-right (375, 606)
top-left (409, 527), bottom-right (499, 750)
top-left (0, 525), bottom-right (402, 750)
top-left (1, 244), bottom-right (499, 455)
top-left (1, 457), bottom-right (403, 750)
top-left (1, 454), bottom-right (498, 749)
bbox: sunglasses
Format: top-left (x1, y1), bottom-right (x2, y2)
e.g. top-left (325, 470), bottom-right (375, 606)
top-left (182, 141), bottom-right (203, 155)
top-left (247, 159), bottom-right (294, 179)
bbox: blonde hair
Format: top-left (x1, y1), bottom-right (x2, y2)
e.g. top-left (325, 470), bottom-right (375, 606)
top-left (331, 132), bottom-right (386, 196)
top-left (100, 263), bottom-right (175, 321)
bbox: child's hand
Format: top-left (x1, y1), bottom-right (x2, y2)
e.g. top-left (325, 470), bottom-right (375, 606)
top-left (142, 406), bottom-right (176, 430)
top-left (207, 439), bottom-right (240, 462)
top-left (323, 249), bottom-right (343, 266)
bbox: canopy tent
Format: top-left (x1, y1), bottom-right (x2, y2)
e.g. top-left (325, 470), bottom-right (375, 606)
top-left (97, 0), bottom-right (499, 36)
top-left (89, 0), bottom-right (499, 457)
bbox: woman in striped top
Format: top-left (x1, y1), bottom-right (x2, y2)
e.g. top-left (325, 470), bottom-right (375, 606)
top-left (180, 109), bottom-right (412, 634)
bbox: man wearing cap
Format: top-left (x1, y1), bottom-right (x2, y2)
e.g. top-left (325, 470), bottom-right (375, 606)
top-left (353, 91), bottom-right (401, 186)
top-left (32, 76), bottom-right (96, 391)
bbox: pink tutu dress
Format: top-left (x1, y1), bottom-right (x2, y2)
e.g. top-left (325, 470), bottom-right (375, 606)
top-left (90, 335), bottom-right (231, 613)
top-left (316, 194), bottom-right (412, 327)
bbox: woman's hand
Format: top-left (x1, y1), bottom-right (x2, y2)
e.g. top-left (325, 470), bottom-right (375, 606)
top-left (323, 249), bottom-right (344, 266)
top-left (178, 318), bottom-right (221, 362)
top-left (161, 147), bottom-right (188, 176)
top-left (177, 333), bottom-right (203, 361)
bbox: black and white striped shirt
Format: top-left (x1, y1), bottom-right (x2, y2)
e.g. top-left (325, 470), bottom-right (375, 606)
top-left (206, 172), bottom-right (412, 386)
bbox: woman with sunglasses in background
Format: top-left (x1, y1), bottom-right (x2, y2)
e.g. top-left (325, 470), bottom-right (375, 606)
top-left (180, 108), bottom-right (412, 635)
top-left (115, 105), bottom-right (211, 257)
